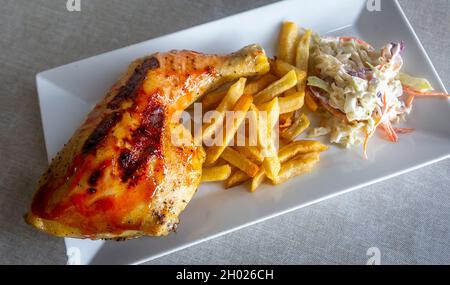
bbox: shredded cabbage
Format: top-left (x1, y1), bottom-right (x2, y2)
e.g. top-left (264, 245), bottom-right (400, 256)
top-left (307, 76), bottom-right (332, 93)
top-left (309, 37), bottom-right (409, 148)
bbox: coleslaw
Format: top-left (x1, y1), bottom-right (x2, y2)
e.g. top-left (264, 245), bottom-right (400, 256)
top-left (306, 35), bottom-right (449, 158)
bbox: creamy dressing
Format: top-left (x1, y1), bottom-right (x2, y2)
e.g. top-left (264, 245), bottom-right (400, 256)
top-left (308, 37), bottom-right (409, 148)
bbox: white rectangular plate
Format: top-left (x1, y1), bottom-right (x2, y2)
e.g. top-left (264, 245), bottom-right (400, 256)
top-left (36, 0), bottom-right (449, 264)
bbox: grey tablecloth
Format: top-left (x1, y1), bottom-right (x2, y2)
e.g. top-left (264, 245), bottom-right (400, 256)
top-left (0, 0), bottom-right (449, 265)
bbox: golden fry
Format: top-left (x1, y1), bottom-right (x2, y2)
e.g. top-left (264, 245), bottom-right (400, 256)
top-left (256, 100), bottom-right (272, 152)
top-left (271, 59), bottom-right (307, 89)
top-left (278, 140), bottom-right (329, 163)
top-left (281, 112), bottom-right (310, 141)
top-left (253, 70), bottom-right (297, 105)
top-left (221, 147), bottom-right (260, 177)
top-left (201, 78), bottom-right (246, 143)
top-left (295, 29), bottom-right (312, 72)
top-left (254, 104), bottom-right (267, 152)
top-left (199, 24), bottom-right (327, 192)
top-left (295, 29), bottom-right (312, 92)
top-left (201, 89), bottom-right (227, 111)
top-left (202, 157), bottom-right (229, 168)
top-left (201, 164), bottom-right (232, 182)
top-left (271, 152), bottom-right (319, 185)
top-left (240, 104), bottom-right (259, 147)
top-left (201, 81), bottom-right (236, 110)
top-left (250, 168), bottom-right (266, 192)
top-left (225, 169), bottom-right (250, 189)
top-left (279, 91), bottom-right (305, 114)
top-left (279, 112), bottom-right (294, 128)
top-left (277, 21), bottom-right (299, 65)
top-left (244, 74), bottom-right (278, 95)
top-left (205, 94), bottom-right (253, 165)
top-left (250, 142), bottom-right (328, 191)
top-left (283, 88), bottom-right (297, 96)
top-left (259, 98), bottom-right (281, 180)
top-left (234, 146), bottom-right (264, 164)
top-left (266, 97), bottom-right (280, 130)
top-left (263, 154), bottom-right (281, 181)
top-left (257, 91), bottom-right (304, 114)
top-left (215, 78), bottom-right (247, 112)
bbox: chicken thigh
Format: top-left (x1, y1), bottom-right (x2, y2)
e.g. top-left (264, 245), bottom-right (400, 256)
top-left (26, 45), bottom-right (269, 239)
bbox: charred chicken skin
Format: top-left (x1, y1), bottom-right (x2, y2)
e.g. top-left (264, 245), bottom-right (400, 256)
top-left (26, 45), bottom-right (269, 239)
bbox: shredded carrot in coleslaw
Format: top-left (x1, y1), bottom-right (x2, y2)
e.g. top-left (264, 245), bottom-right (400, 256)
top-left (307, 35), bottom-right (449, 159)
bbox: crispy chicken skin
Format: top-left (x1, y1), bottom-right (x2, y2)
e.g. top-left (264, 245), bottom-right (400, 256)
top-left (26, 45), bottom-right (269, 239)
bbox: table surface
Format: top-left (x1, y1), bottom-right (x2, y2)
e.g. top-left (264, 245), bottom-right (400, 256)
top-left (1, 0), bottom-right (449, 265)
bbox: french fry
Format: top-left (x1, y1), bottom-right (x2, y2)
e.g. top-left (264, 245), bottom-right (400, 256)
top-left (201, 81), bottom-right (236, 110)
top-left (221, 147), bottom-right (260, 177)
top-left (246, 104), bottom-right (259, 146)
top-left (201, 89), bottom-right (227, 111)
top-left (201, 78), bottom-right (246, 144)
top-left (271, 152), bottom-right (319, 185)
top-left (259, 97), bottom-right (280, 180)
top-left (234, 146), bottom-right (264, 164)
top-left (278, 140), bottom-right (329, 163)
top-left (250, 168), bottom-right (266, 192)
top-left (225, 169), bottom-right (250, 189)
top-left (201, 164), bottom-right (232, 182)
top-left (263, 153), bottom-right (280, 181)
top-left (271, 59), bottom-right (307, 89)
top-left (295, 29), bottom-right (312, 73)
top-left (295, 29), bottom-right (312, 91)
top-left (256, 101), bottom-right (272, 152)
top-left (279, 112), bottom-right (294, 129)
top-left (258, 91), bottom-right (305, 114)
top-left (234, 103), bottom-right (259, 147)
top-left (205, 157), bottom-right (228, 168)
top-left (200, 23), bottom-right (327, 193)
top-left (280, 91), bottom-right (305, 114)
top-left (213, 77), bottom-right (247, 112)
top-left (281, 112), bottom-right (310, 141)
top-left (304, 89), bottom-right (319, 112)
top-left (205, 94), bottom-right (253, 165)
top-left (244, 74), bottom-right (278, 95)
top-left (283, 87), bottom-right (297, 96)
top-left (277, 21), bottom-right (299, 65)
top-left (266, 98), bottom-right (280, 134)
top-left (256, 115), bottom-right (269, 156)
top-left (253, 70), bottom-right (298, 105)
top-left (249, 141), bottom-right (328, 191)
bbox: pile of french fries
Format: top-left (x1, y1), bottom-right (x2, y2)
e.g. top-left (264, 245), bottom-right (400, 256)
top-left (200, 21), bottom-right (328, 192)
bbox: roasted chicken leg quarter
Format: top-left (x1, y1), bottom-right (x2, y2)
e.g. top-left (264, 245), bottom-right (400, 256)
top-left (26, 45), bottom-right (269, 239)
